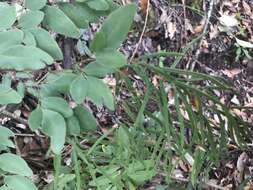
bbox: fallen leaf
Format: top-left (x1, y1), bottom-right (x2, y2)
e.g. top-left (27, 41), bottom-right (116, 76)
top-left (140, 0), bottom-right (148, 15)
top-left (242, 1), bottom-right (252, 16)
top-left (194, 19), bottom-right (205, 34)
top-left (222, 68), bottom-right (241, 79)
top-left (167, 21), bottom-right (177, 39)
top-left (236, 38), bottom-right (253, 48)
top-left (219, 15), bottom-right (238, 27)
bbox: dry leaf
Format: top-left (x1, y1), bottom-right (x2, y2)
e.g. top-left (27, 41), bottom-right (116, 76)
top-left (222, 68), bottom-right (241, 79)
top-left (242, 1), bottom-right (252, 16)
top-left (236, 38), bottom-right (253, 48)
top-left (167, 21), bottom-right (177, 39)
top-left (219, 15), bottom-right (238, 27)
top-left (194, 19), bottom-right (205, 34)
top-left (140, 0), bottom-right (148, 15)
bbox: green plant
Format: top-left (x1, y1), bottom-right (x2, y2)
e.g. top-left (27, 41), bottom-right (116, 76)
top-left (0, 0), bottom-right (136, 189)
top-left (0, 126), bottom-right (36, 190)
top-left (117, 63), bottom-right (251, 187)
top-left (1, 0), bottom-right (251, 189)
top-left (235, 38), bottom-right (253, 61)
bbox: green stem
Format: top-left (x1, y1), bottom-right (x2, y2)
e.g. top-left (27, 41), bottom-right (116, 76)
top-left (53, 154), bottom-right (61, 190)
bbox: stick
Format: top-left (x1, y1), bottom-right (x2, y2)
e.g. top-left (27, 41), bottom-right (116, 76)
top-left (129, 0), bottom-right (150, 63)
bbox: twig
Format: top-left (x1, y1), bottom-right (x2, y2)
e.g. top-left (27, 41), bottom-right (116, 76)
top-left (182, 0), bottom-right (187, 40)
top-left (169, 176), bottom-right (226, 190)
top-left (0, 110), bottom-right (28, 125)
top-left (129, 0), bottom-right (150, 63)
top-left (190, 0), bottom-right (215, 71)
top-left (14, 133), bottom-right (46, 138)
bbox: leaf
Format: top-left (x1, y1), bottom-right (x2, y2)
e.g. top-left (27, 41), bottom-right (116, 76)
top-left (57, 174), bottom-right (76, 190)
top-left (28, 106), bottom-right (43, 131)
top-left (89, 32), bottom-right (107, 53)
top-left (86, 77), bottom-right (114, 110)
top-left (16, 83), bottom-right (25, 98)
top-left (0, 126), bottom-right (14, 148)
top-left (90, 4), bottom-right (136, 51)
top-left (42, 5), bottom-right (80, 38)
top-left (116, 126), bottom-right (130, 148)
top-left (70, 76), bottom-right (89, 104)
top-left (125, 160), bottom-right (155, 185)
top-left (29, 28), bottom-right (63, 60)
top-left (74, 106), bottom-right (97, 132)
top-left (86, 0), bottom-right (109, 11)
top-left (0, 29), bottom-right (24, 52)
top-left (96, 50), bottom-right (126, 69)
top-left (44, 72), bottom-right (77, 93)
top-left (18, 10), bottom-right (44, 29)
top-left (0, 153), bottom-right (33, 176)
top-left (0, 126), bottom-right (14, 138)
top-left (23, 31), bottom-right (36, 46)
top-left (58, 3), bottom-right (89, 28)
top-left (0, 3), bottom-right (16, 30)
top-left (25, 0), bottom-right (47, 10)
top-left (66, 116), bottom-right (81, 135)
top-left (0, 85), bottom-right (23, 104)
top-left (221, 68), bottom-right (242, 79)
top-left (84, 61), bottom-right (113, 77)
top-left (0, 185), bottom-right (11, 190)
top-left (0, 45), bottom-right (53, 70)
top-left (219, 15), bottom-right (238, 27)
top-left (4, 175), bottom-right (37, 190)
top-left (41, 109), bottom-right (66, 154)
top-left (235, 38), bottom-right (253, 48)
top-left (41, 97), bottom-right (73, 118)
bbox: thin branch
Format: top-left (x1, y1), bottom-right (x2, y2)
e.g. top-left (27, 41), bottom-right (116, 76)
top-left (190, 0), bottom-right (215, 71)
top-left (167, 175), bottom-right (226, 190)
top-left (129, 0), bottom-right (150, 63)
top-left (0, 110), bottom-right (28, 125)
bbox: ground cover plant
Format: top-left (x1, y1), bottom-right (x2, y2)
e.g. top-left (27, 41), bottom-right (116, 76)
top-left (0, 0), bottom-right (252, 189)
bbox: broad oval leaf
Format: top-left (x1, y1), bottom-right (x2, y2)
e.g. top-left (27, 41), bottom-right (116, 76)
top-left (0, 29), bottom-right (24, 52)
top-left (58, 3), bottom-right (90, 28)
top-left (96, 50), bottom-right (126, 69)
top-left (66, 116), bottom-right (81, 135)
top-left (0, 126), bottom-right (14, 148)
top-left (23, 30), bottom-right (36, 46)
top-left (89, 31), bottom-right (106, 54)
top-left (18, 10), bottom-right (44, 29)
top-left (41, 97), bottom-right (73, 118)
top-left (44, 72), bottom-right (77, 93)
top-left (84, 61), bottom-right (113, 77)
top-left (86, 0), bottom-right (109, 11)
top-left (29, 28), bottom-right (63, 60)
top-left (28, 106), bottom-right (43, 131)
top-left (70, 76), bottom-right (89, 104)
top-left (5, 175), bottom-right (37, 190)
top-left (25, 0), bottom-right (47, 10)
top-left (0, 3), bottom-right (16, 30)
top-left (86, 77), bottom-right (114, 110)
top-left (0, 45), bottom-right (53, 70)
top-left (41, 109), bottom-right (66, 154)
top-left (0, 85), bottom-right (23, 104)
top-left (38, 84), bottom-right (60, 98)
top-left (91, 4), bottom-right (136, 51)
top-left (42, 5), bottom-right (80, 38)
top-left (74, 106), bottom-right (97, 132)
top-left (0, 153), bottom-right (33, 176)
top-left (0, 126), bottom-right (14, 138)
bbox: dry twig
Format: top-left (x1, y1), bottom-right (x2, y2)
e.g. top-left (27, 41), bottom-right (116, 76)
top-left (129, 0), bottom-right (150, 63)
